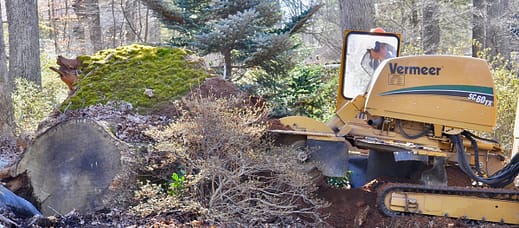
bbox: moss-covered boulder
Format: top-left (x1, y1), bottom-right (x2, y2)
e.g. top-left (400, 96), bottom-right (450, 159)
top-left (62, 44), bottom-right (211, 114)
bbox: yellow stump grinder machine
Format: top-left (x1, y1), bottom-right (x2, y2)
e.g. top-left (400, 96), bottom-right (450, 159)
top-left (270, 30), bottom-right (519, 224)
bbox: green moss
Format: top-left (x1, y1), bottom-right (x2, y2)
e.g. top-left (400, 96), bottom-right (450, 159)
top-left (62, 44), bottom-right (210, 114)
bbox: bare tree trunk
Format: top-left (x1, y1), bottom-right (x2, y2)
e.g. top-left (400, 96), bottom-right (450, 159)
top-left (422, 0), bottom-right (440, 54)
top-left (472, 0), bottom-right (486, 56)
top-left (409, 0), bottom-right (420, 45)
top-left (472, 0), bottom-right (511, 59)
top-left (122, 0), bottom-right (144, 43)
top-left (144, 7), bottom-right (150, 42)
top-left (338, 0), bottom-right (375, 32)
top-left (73, 0), bottom-right (103, 53)
top-left (0, 1), bottom-right (15, 137)
top-left (88, 0), bottom-right (103, 52)
top-left (111, 0), bottom-right (118, 47)
top-left (145, 8), bottom-right (161, 44)
top-left (48, 0), bottom-right (61, 54)
top-left (223, 50), bottom-right (232, 80)
top-left (486, 0), bottom-right (510, 59)
top-left (64, 0), bottom-right (73, 53)
top-left (5, 0), bottom-right (42, 87)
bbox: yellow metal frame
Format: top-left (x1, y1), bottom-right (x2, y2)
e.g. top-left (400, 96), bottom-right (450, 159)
top-left (386, 191), bottom-right (519, 224)
top-left (278, 116), bottom-right (334, 134)
top-left (364, 56), bottom-right (497, 132)
top-left (275, 116), bottom-right (346, 142)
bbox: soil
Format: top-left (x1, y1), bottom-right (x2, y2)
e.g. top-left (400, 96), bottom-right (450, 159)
top-left (317, 166), bottom-right (484, 228)
top-left (187, 76), bottom-right (244, 98)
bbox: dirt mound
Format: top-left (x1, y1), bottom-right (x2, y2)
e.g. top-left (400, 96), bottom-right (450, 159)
top-left (187, 76), bottom-right (244, 98)
top-left (149, 76), bottom-right (265, 118)
top-left (317, 166), bottom-right (513, 227)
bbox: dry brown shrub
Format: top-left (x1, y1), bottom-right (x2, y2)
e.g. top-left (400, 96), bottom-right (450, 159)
top-left (135, 95), bottom-right (329, 226)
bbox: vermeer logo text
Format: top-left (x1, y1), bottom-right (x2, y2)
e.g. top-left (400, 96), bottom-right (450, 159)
top-left (389, 63), bottom-right (441, 76)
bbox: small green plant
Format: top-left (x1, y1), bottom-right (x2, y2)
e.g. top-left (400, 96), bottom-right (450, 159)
top-left (168, 172), bottom-right (185, 196)
top-left (12, 54), bottom-right (69, 134)
top-left (327, 170), bottom-right (352, 189)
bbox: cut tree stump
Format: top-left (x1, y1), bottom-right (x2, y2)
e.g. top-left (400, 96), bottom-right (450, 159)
top-left (14, 118), bottom-right (129, 216)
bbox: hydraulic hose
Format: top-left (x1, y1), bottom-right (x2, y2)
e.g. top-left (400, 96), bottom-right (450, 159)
top-left (397, 120), bottom-right (432, 139)
top-left (461, 131), bottom-right (484, 177)
top-left (451, 134), bottom-right (519, 188)
top-left (462, 130), bottom-right (499, 144)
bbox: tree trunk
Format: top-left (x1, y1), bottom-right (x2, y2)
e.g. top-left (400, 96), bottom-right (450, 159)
top-left (409, 0), bottom-right (420, 46)
top-left (472, 0), bottom-right (485, 57)
top-left (338, 0), bottom-right (375, 32)
top-left (137, 3), bottom-right (161, 44)
top-left (0, 1), bottom-right (15, 136)
top-left (121, 0), bottom-right (160, 44)
top-left (486, 0), bottom-right (510, 59)
top-left (5, 0), bottom-right (42, 87)
top-left (223, 50), bottom-right (232, 80)
top-left (72, 0), bottom-right (103, 53)
top-left (123, 0), bottom-right (141, 42)
top-left (13, 118), bottom-right (131, 216)
top-left (145, 8), bottom-right (162, 44)
top-left (422, 0), bottom-right (441, 54)
top-left (48, 0), bottom-right (61, 54)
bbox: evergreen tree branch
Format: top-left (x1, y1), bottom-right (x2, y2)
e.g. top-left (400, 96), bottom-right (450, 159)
top-left (138, 0), bottom-right (184, 24)
top-left (284, 4), bottom-right (322, 35)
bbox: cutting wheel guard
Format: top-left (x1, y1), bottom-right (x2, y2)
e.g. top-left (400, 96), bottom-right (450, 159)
top-left (307, 139), bottom-right (349, 177)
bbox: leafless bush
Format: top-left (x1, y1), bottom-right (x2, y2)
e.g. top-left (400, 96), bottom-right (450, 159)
top-left (136, 95), bottom-right (329, 226)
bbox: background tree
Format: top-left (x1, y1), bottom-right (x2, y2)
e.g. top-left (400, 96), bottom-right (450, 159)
top-left (339, 0), bottom-right (374, 31)
top-left (6, 0), bottom-right (41, 86)
top-left (38, 0), bottom-right (161, 56)
top-left (485, 0), bottom-right (510, 59)
top-left (472, 0), bottom-right (485, 57)
top-left (121, 0), bottom-right (157, 43)
top-left (422, 0), bottom-right (440, 54)
top-left (140, 0), bottom-right (321, 80)
top-left (107, 0), bottom-right (161, 47)
top-left (472, 0), bottom-right (512, 59)
top-left (0, 1), bottom-right (15, 136)
top-left (72, 0), bottom-right (103, 53)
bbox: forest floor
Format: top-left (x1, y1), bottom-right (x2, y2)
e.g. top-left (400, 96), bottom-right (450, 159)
top-left (23, 166), bottom-right (515, 227)
top-left (0, 77), bottom-right (516, 227)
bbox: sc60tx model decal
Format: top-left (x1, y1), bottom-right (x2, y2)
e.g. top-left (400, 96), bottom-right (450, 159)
top-left (468, 93), bottom-right (493, 106)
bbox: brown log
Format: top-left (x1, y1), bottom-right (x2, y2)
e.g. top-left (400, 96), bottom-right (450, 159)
top-left (14, 118), bottom-right (132, 216)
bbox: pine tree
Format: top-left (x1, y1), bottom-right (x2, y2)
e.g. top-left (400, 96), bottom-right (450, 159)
top-left (140, 0), bottom-right (320, 80)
